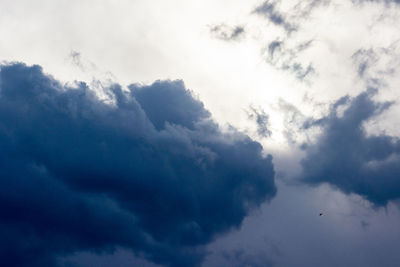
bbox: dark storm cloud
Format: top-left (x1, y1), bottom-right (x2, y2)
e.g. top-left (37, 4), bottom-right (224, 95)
top-left (0, 63), bottom-right (276, 266)
top-left (299, 89), bottom-right (400, 206)
top-left (209, 24), bottom-right (246, 41)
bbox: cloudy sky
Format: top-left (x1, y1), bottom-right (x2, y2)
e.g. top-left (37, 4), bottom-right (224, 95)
top-left (1, 0), bottom-right (400, 266)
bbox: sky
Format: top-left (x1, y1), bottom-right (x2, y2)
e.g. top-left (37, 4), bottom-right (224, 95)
top-left (1, 0), bottom-right (400, 266)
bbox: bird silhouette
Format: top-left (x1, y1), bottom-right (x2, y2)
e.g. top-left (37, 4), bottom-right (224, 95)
top-left (319, 213), bottom-right (323, 216)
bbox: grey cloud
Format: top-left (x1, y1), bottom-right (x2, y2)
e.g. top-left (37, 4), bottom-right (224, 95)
top-left (268, 41), bottom-right (283, 58)
top-left (209, 24), bottom-right (246, 41)
top-left (277, 99), bottom-right (307, 145)
top-left (247, 106), bottom-right (272, 138)
top-left (265, 39), bottom-right (315, 81)
top-left (253, 0), bottom-right (296, 32)
top-left (69, 50), bottom-right (97, 73)
top-left (253, 0), bottom-right (329, 33)
top-left (291, 0), bottom-right (330, 18)
top-left (209, 0), bottom-right (326, 80)
top-left (251, 0), bottom-right (331, 80)
top-left (70, 51), bottom-right (84, 70)
top-left (360, 220), bottom-right (370, 230)
top-left (352, 44), bottom-right (400, 87)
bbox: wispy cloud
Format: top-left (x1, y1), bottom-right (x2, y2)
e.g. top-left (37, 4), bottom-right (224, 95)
top-left (209, 24), bottom-right (246, 41)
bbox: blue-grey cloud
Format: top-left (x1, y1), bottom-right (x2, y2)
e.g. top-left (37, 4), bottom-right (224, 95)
top-left (209, 24), bottom-right (246, 41)
top-left (0, 63), bottom-right (276, 266)
top-left (253, 0), bottom-right (329, 33)
top-left (247, 106), bottom-right (272, 138)
top-left (352, 45), bottom-right (400, 88)
top-left (68, 50), bottom-right (98, 73)
top-left (70, 50), bottom-right (84, 69)
top-left (265, 39), bottom-right (315, 81)
top-left (299, 89), bottom-right (400, 206)
top-left (210, 0), bottom-right (325, 81)
top-left (253, 0), bottom-right (296, 32)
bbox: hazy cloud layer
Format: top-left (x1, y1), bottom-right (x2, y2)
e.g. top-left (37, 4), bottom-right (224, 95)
top-left (0, 63), bottom-right (276, 267)
top-left (219, 249), bottom-right (275, 267)
top-left (354, 0), bottom-right (400, 4)
top-left (299, 89), bottom-right (400, 205)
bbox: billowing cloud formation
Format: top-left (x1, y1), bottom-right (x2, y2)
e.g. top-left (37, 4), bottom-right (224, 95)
top-left (299, 89), bottom-right (400, 206)
top-left (0, 63), bottom-right (276, 266)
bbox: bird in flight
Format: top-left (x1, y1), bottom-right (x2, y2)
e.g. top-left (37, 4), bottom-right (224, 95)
top-left (319, 213), bottom-right (323, 216)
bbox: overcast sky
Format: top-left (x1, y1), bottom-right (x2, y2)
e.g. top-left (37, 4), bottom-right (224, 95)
top-left (1, 0), bottom-right (400, 266)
